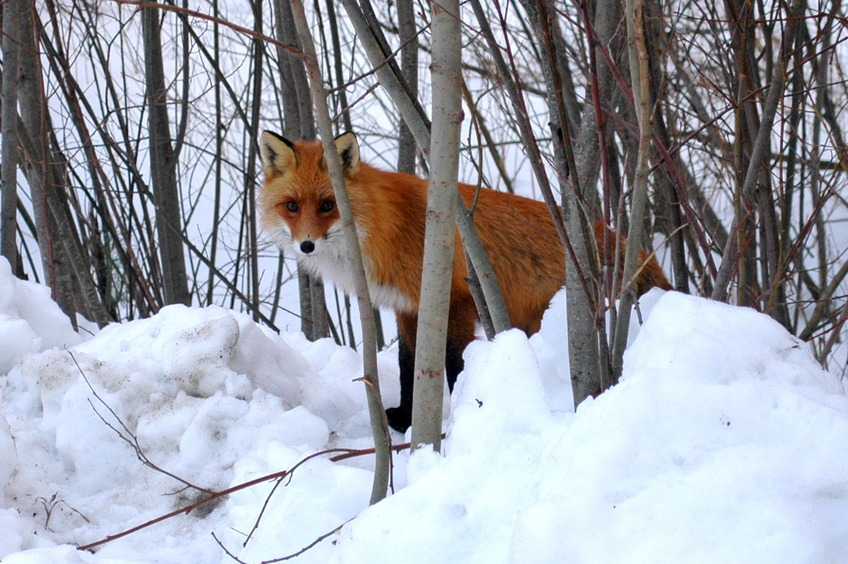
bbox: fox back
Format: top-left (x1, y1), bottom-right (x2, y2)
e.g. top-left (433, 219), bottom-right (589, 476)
top-left (259, 131), bottom-right (667, 329)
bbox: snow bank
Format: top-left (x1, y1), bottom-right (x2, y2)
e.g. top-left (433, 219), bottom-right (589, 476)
top-left (517, 292), bottom-right (848, 563)
top-left (335, 291), bottom-right (848, 563)
top-left (0, 259), bottom-right (379, 561)
top-left (1, 262), bottom-right (847, 563)
top-left (0, 258), bottom-right (80, 375)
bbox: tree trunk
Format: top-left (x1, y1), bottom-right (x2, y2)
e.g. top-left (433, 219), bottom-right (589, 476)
top-left (244, 0), bottom-right (265, 322)
top-left (611, 0), bottom-right (652, 380)
top-left (289, 0), bottom-right (391, 504)
top-left (142, 2), bottom-right (190, 306)
top-left (396, 0), bottom-right (418, 174)
top-left (1, 0), bottom-right (22, 273)
top-left (520, 0), bottom-right (605, 404)
top-left (711, 0), bottom-right (806, 310)
top-left (272, 0), bottom-right (328, 341)
top-left (10, 0), bottom-right (59, 300)
top-left (410, 0), bottom-right (462, 453)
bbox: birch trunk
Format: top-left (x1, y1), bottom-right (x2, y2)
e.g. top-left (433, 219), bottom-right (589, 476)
top-left (410, 0), bottom-right (462, 453)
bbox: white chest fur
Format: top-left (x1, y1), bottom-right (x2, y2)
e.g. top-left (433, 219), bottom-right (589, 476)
top-left (292, 225), bottom-right (414, 313)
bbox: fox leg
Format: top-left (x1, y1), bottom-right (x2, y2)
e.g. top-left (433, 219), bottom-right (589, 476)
top-left (386, 312), bottom-right (417, 433)
top-left (385, 298), bottom-right (477, 433)
top-left (444, 297), bottom-right (477, 393)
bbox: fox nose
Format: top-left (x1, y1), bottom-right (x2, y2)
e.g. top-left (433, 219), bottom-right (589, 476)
top-left (300, 240), bottom-right (315, 254)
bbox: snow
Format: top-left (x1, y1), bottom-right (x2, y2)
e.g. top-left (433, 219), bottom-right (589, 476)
top-left (2, 256), bottom-right (847, 563)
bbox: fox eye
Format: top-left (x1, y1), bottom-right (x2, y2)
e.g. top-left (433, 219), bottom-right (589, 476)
top-left (319, 200), bottom-right (335, 213)
top-left (285, 201), bottom-right (299, 213)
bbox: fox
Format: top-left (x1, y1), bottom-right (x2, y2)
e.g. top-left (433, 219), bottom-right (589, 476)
top-left (258, 130), bottom-right (671, 432)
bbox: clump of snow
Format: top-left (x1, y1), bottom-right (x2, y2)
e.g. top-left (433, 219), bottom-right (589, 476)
top-left (1, 258), bottom-right (847, 563)
top-left (0, 258), bottom-right (80, 374)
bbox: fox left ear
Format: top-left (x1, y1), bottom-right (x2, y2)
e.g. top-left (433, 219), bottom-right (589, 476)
top-left (260, 131), bottom-right (297, 177)
top-left (334, 132), bottom-right (360, 176)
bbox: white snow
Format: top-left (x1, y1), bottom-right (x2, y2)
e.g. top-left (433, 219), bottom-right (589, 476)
top-left (1, 255), bottom-right (847, 563)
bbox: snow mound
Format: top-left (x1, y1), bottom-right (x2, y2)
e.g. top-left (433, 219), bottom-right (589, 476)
top-left (2, 283), bottom-right (848, 563)
top-left (0, 297), bottom-right (374, 560)
top-left (336, 292), bottom-right (848, 563)
top-left (520, 293), bottom-right (848, 563)
top-left (0, 258), bottom-right (80, 374)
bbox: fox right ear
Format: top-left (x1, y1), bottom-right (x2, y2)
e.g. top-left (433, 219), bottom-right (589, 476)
top-left (260, 131), bottom-right (296, 177)
top-left (334, 132), bottom-right (360, 176)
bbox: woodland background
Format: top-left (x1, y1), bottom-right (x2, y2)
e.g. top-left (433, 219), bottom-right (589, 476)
top-left (1, 0), bottom-right (846, 379)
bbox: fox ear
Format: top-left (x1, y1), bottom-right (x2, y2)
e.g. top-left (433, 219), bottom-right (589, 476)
top-left (334, 132), bottom-right (360, 176)
top-left (260, 131), bottom-right (296, 177)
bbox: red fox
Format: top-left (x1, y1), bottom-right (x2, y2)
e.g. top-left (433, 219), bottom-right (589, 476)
top-left (259, 130), bottom-right (671, 432)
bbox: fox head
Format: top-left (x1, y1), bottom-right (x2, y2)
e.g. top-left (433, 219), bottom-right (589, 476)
top-left (258, 131), bottom-right (360, 259)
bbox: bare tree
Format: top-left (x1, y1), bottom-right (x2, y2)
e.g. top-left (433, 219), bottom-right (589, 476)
top-left (287, 0), bottom-right (392, 504)
top-left (1, 0), bottom-right (22, 274)
top-left (7, 0), bottom-right (114, 326)
top-left (711, 0), bottom-right (806, 319)
top-left (271, 0), bottom-right (330, 341)
top-left (518, 0), bottom-right (607, 402)
top-left (142, 1), bottom-right (190, 307)
top-left (396, 0), bottom-right (419, 174)
top-left (611, 0), bottom-right (654, 377)
top-left (13, 0), bottom-right (72, 316)
top-left (409, 0), bottom-right (463, 452)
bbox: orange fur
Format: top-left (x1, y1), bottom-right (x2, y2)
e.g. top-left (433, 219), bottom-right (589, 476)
top-left (259, 131), bottom-right (671, 431)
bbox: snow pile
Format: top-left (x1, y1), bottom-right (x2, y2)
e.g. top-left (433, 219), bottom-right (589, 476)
top-left (515, 294), bottom-right (848, 562)
top-left (0, 259), bottom-right (80, 375)
top-left (1, 255), bottom-right (847, 563)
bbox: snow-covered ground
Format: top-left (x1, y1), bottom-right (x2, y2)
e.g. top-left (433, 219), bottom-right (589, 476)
top-left (1, 255), bottom-right (847, 563)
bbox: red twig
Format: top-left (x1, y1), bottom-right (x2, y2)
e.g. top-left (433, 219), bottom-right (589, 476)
top-left (76, 440), bottom-right (426, 552)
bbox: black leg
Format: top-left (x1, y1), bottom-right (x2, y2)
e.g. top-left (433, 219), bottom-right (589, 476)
top-left (445, 338), bottom-right (465, 393)
top-left (385, 333), bottom-right (414, 433)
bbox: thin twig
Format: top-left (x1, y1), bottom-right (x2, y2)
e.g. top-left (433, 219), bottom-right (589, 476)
top-left (76, 440), bottom-right (424, 553)
top-left (67, 350), bottom-right (214, 495)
